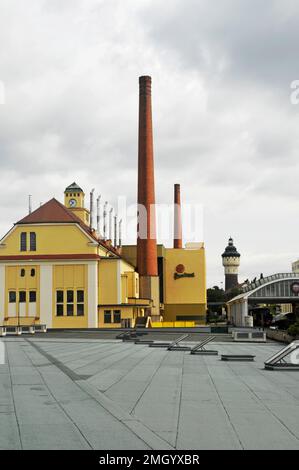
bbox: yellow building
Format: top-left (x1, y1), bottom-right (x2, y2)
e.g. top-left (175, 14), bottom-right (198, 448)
top-left (0, 182), bottom-right (207, 329)
top-left (0, 183), bottom-right (148, 329)
top-left (121, 242), bottom-right (207, 324)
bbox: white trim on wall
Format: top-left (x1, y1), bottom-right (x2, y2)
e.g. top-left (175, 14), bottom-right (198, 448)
top-left (0, 266), bottom-right (5, 323)
top-left (117, 260), bottom-right (121, 304)
top-left (88, 262), bottom-right (98, 328)
top-left (40, 265), bottom-right (53, 328)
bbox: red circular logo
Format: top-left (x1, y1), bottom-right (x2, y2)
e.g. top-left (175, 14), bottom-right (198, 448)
top-left (176, 264), bottom-right (185, 274)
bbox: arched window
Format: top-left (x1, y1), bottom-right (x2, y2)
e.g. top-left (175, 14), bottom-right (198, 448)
top-left (20, 268), bottom-right (25, 277)
top-left (31, 268), bottom-right (35, 277)
top-left (30, 232), bottom-right (36, 251)
top-left (20, 232), bottom-right (27, 251)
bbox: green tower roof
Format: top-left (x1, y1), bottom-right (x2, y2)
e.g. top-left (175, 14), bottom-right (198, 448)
top-left (65, 182), bottom-right (84, 193)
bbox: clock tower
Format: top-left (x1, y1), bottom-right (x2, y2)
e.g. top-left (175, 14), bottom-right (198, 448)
top-left (64, 182), bottom-right (90, 225)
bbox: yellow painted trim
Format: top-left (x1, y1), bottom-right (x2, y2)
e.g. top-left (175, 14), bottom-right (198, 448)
top-left (152, 321), bottom-right (195, 328)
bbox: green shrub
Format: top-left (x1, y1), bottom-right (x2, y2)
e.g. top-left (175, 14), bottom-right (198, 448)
top-left (288, 322), bottom-right (299, 337)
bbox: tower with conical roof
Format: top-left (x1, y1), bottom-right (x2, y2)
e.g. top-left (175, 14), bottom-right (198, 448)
top-left (222, 237), bottom-right (240, 291)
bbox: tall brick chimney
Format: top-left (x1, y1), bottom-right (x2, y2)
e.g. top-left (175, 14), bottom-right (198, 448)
top-left (137, 76), bottom-right (159, 317)
top-left (174, 183), bottom-right (183, 249)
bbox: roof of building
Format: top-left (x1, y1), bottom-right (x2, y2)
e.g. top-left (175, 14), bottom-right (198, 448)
top-left (222, 237), bottom-right (240, 258)
top-left (17, 198), bottom-right (85, 225)
top-left (64, 182), bottom-right (84, 193)
top-left (16, 198), bottom-right (120, 257)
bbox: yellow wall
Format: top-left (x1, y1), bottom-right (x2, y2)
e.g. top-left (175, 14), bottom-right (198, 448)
top-left (98, 258), bottom-right (138, 306)
top-left (121, 271), bottom-right (139, 300)
top-left (98, 259), bottom-right (119, 305)
top-left (120, 245), bottom-right (137, 268)
top-left (121, 244), bottom-right (206, 307)
top-left (120, 259), bottom-right (138, 301)
top-left (3, 225), bottom-right (97, 255)
top-left (69, 207), bottom-right (90, 225)
top-left (121, 274), bottom-right (128, 303)
top-left (98, 306), bottom-right (136, 328)
top-left (98, 257), bottom-right (140, 327)
top-left (52, 264), bottom-right (88, 328)
top-left (162, 247), bottom-right (206, 323)
top-left (163, 304), bottom-right (206, 323)
top-left (98, 245), bottom-right (111, 257)
top-left (164, 248), bottom-right (206, 305)
top-left (120, 244), bottom-right (207, 324)
top-left (120, 259), bottom-right (136, 276)
top-left (4, 265), bottom-right (40, 325)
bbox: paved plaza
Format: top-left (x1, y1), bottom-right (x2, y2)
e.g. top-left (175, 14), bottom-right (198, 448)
top-left (1, 334), bottom-right (299, 450)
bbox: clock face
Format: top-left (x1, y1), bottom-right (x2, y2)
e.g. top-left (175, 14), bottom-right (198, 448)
top-left (69, 198), bottom-right (77, 208)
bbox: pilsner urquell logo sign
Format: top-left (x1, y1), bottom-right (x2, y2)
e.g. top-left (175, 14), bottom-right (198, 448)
top-left (174, 264), bottom-right (195, 280)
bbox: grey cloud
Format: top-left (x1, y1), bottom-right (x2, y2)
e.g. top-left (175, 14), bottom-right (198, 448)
top-left (139, 0), bottom-right (299, 87)
top-left (0, 0), bottom-right (299, 287)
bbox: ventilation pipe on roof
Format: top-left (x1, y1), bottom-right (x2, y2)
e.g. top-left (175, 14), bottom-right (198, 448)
top-left (28, 195), bottom-right (32, 214)
top-left (96, 195), bottom-right (101, 235)
top-left (109, 208), bottom-right (113, 241)
top-left (118, 219), bottom-right (122, 248)
top-left (90, 189), bottom-right (95, 229)
top-left (114, 214), bottom-right (118, 247)
top-left (103, 201), bottom-right (108, 240)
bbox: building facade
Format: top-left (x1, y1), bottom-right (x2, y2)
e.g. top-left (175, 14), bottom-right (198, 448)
top-left (0, 183), bottom-right (206, 329)
top-left (0, 184), bottom-right (148, 329)
top-left (121, 243), bottom-right (207, 324)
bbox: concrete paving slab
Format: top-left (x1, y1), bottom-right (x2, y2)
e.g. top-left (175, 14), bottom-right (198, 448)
top-left (0, 412), bottom-right (22, 450)
top-left (19, 422), bottom-right (91, 450)
top-left (177, 401), bottom-right (242, 450)
top-left (131, 352), bottom-right (185, 447)
top-left (89, 346), bottom-right (155, 391)
top-left (78, 381), bottom-right (173, 450)
top-left (101, 349), bottom-right (168, 412)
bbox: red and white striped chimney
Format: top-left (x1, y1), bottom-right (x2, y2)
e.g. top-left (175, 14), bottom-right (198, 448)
top-left (174, 183), bottom-right (183, 249)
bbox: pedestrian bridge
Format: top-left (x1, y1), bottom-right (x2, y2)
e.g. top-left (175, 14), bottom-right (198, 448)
top-left (227, 273), bottom-right (299, 326)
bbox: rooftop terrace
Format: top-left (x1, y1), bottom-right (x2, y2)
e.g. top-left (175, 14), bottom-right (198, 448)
top-left (1, 332), bottom-right (299, 450)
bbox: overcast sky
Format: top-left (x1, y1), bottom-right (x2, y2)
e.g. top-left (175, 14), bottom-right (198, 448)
top-left (1, 0), bottom-right (299, 287)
